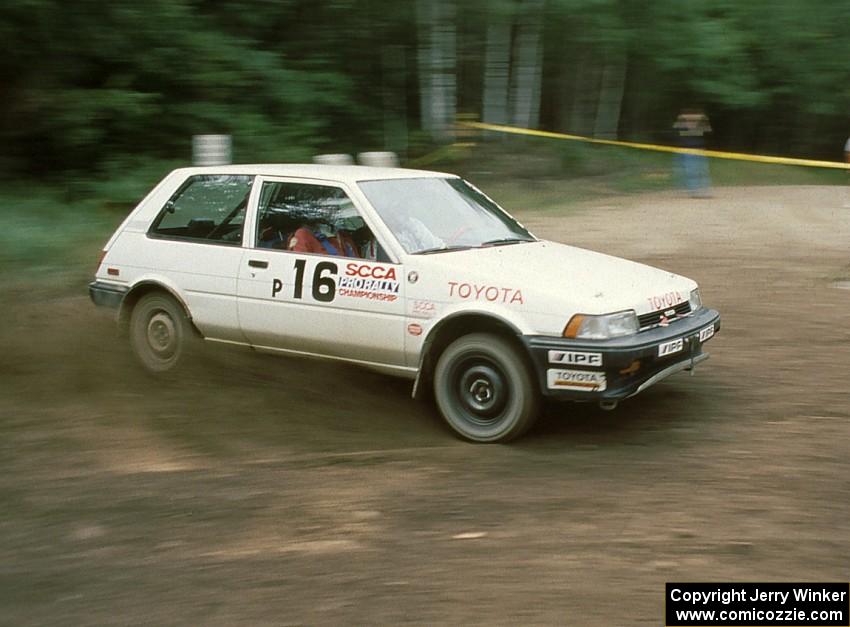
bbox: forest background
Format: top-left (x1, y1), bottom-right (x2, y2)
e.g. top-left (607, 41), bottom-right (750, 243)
top-left (1, 0), bottom-right (848, 201)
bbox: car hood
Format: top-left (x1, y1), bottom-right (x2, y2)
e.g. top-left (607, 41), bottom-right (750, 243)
top-left (417, 240), bottom-right (697, 315)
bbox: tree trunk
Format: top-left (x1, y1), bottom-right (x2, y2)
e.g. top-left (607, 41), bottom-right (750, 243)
top-left (482, 12), bottom-right (512, 126)
top-left (434, 0), bottom-right (456, 140)
top-left (416, 0), bottom-right (456, 141)
top-left (509, 0), bottom-right (545, 129)
top-left (382, 45), bottom-right (408, 156)
top-left (553, 39), bottom-right (575, 133)
top-left (416, 0), bottom-right (435, 136)
top-left (592, 48), bottom-right (627, 140)
top-left (569, 49), bottom-right (601, 136)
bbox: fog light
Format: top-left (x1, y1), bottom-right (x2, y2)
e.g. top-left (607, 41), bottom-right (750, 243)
top-left (619, 360), bottom-right (641, 376)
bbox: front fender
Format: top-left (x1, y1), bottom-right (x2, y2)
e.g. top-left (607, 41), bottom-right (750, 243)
top-left (410, 307), bottom-right (529, 400)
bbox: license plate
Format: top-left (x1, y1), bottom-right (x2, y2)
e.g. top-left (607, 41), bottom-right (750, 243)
top-left (546, 369), bottom-right (607, 392)
top-left (699, 325), bottom-right (715, 342)
top-left (658, 338), bottom-right (684, 357)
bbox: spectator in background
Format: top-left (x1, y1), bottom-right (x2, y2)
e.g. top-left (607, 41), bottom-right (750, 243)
top-left (674, 108), bottom-right (712, 198)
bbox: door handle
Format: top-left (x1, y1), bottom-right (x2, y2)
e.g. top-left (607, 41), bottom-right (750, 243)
top-left (248, 259), bottom-right (269, 269)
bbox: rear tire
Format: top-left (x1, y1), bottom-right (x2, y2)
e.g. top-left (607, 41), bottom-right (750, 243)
top-left (433, 333), bottom-right (540, 443)
top-left (129, 293), bottom-right (194, 374)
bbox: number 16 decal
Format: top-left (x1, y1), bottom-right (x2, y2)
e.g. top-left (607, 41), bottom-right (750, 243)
top-left (292, 259), bottom-right (337, 302)
top-left (311, 261), bottom-right (337, 302)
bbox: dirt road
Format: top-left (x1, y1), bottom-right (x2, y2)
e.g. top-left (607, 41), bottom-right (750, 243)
top-left (2, 186), bottom-right (848, 625)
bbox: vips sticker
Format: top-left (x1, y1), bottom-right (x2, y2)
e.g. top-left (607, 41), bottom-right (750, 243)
top-left (339, 263), bottom-right (400, 302)
top-left (658, 338), bottom-right (684, 357)
top-left (546, 369), bottom-right (607, 392)
top-left (548, 350), bottom-right (603, 366)
top-left (408, 299), bottom-right (437, 318)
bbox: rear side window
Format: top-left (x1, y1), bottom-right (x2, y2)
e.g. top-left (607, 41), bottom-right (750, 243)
top-left (149, 175), bottom-right (254, 245)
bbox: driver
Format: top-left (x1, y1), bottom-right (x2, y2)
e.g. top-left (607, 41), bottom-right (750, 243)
top-left (288, 222), bottom-right (359, 257)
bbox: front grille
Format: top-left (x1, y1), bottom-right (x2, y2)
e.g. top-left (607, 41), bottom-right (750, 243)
top-left (638, 301), bottom-right (692, 329)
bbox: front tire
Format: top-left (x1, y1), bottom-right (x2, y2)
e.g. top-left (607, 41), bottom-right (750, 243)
top-left (433, 333), bottom-right (540, 442)
top-left (129, 293), bottom-right (194, 374)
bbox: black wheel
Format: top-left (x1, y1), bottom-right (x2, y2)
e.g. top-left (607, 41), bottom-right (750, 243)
top-left (129, 293), bottom-right (194, 374)
top-left (433, 333), bottom-right (540, 442)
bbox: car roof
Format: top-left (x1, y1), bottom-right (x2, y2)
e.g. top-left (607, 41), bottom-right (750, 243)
top-left (169, 164), bottom-right (457, 185)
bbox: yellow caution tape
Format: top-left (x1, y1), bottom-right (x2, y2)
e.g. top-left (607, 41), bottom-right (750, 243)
top-left (459, 121), bottom-right (850, 170)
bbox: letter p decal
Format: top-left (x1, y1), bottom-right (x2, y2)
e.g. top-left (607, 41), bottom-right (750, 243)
top-left (272, 278), bottom-right (283, 297)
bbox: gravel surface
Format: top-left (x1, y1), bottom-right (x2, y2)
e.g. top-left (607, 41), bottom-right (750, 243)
top-left (2, 186), bottom-right (848, 625)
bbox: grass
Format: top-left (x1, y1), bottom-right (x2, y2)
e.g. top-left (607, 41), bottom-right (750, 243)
top-left (0, 192), bottom-right (111, 270)
top-left (0, 159), bottom-right (179, 283)
top-left (0, 191), bottom-right (135, 305)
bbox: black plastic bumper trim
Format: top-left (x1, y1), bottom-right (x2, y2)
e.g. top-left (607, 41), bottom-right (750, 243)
top-left (89, 281), bottom-right (128, 309)
top-left (522, 308), bottom-right (721, 401)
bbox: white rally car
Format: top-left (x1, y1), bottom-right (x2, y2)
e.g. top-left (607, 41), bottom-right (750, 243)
top-left (90, 165), bottom-right (720, 442)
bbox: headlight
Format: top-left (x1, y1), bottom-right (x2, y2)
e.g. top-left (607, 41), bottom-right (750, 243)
top-left (688, 288), bottom-right (702, 312)
top-left (563, 310), bottom-right (639, 340)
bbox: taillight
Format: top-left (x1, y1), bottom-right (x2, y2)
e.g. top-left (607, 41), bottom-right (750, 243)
top-left (96, 249), bottom-right (107, 274)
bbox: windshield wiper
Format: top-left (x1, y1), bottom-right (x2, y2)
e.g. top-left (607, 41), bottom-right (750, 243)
top-left (480, 237), bottom-right (535, 247)
top-left (413, 245), bottom-right (474, 255)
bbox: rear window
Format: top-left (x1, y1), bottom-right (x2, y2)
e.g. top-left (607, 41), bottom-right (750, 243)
top-left (149, 175), bottom-right (254, 245)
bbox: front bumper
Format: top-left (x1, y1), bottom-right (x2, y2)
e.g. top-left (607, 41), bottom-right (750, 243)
top-left (522, 308), bottom-right (721, 401)
top-left (88, 281), bottom-right (128, 309)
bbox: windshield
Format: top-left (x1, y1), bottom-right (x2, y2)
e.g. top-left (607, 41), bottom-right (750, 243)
top-left (358, 177), bottom-right (534, 254)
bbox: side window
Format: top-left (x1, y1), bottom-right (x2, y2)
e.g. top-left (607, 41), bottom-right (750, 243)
top-left (255, 181), bottom-right (388, 261)
top-left (150, 175), bottom-right (254, 245)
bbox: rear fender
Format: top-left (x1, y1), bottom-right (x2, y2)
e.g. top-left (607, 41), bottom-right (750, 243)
top-left (118, 277), bottom-right (197, 336)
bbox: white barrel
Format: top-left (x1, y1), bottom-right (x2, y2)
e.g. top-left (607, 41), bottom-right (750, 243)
top-left (192, 135), bottom-right (232, 166)
top-left (357, 151), bottom-right (399, 167)
top-left (313, 153), bottom-right (355, 165)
